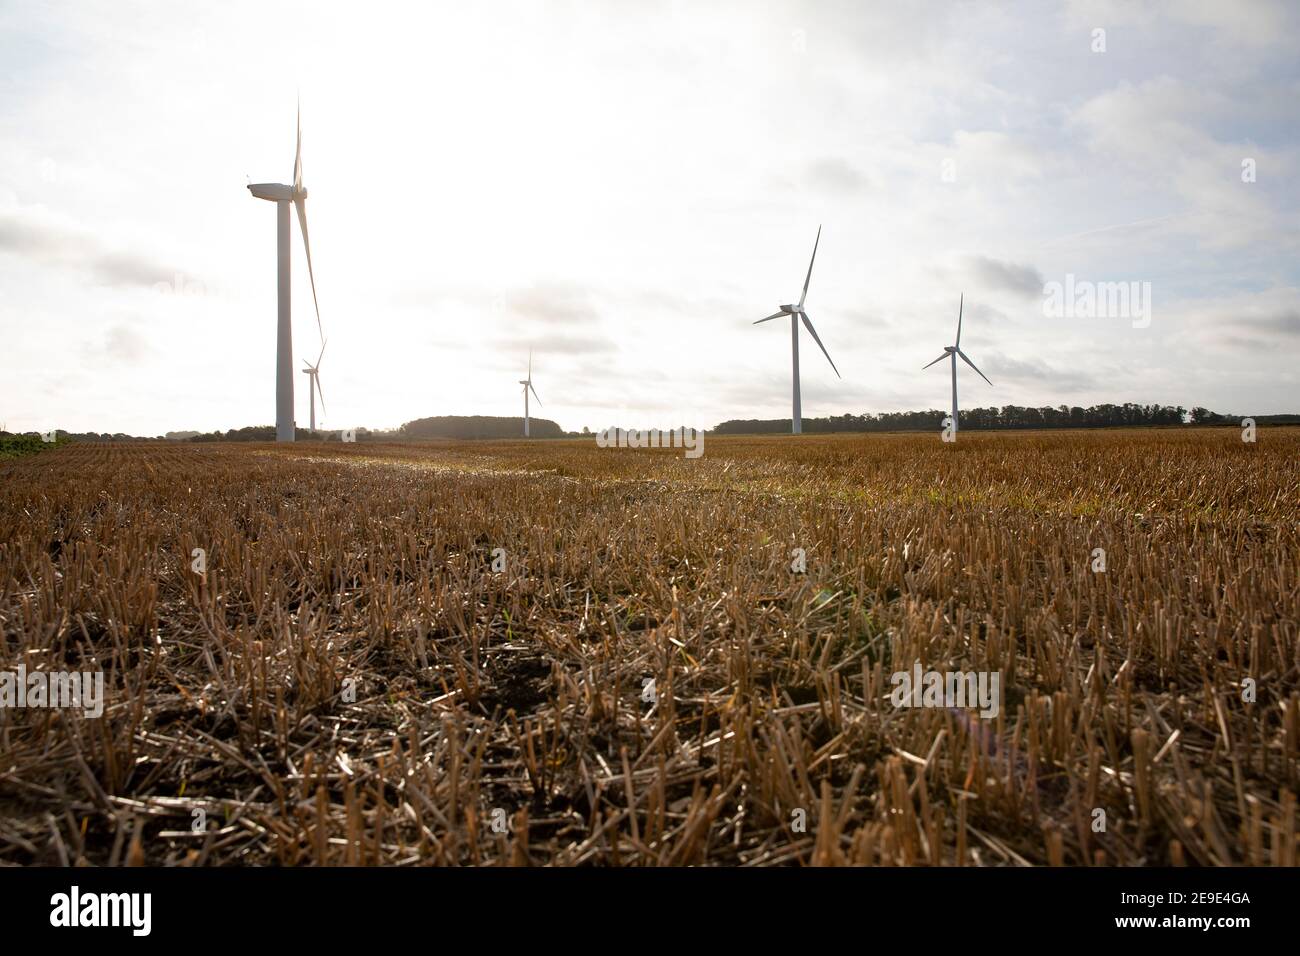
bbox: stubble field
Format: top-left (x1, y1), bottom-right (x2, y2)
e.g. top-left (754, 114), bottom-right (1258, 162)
top-left (0, 429), bottom-right (1296, 866)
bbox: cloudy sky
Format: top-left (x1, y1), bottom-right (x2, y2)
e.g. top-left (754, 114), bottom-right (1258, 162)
top-left (2, 0), bottom-right (1297, 435)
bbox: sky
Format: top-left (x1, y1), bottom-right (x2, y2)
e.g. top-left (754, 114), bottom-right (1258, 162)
top-left (1, 0), bottom-right (1297, 436)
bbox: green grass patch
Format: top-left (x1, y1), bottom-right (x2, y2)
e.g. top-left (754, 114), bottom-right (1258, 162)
top-left (0, 434), bottom-right (68, 460)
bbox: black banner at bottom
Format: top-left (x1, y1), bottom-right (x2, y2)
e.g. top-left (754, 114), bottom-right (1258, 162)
top-left (0, 866), bottom-right (1280, 944)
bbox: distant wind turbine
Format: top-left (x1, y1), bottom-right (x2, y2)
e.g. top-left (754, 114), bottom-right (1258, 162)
top-left (301, 339), bottom-right (326, 431)
top-left (753, 225), bottom-right (840, 434)
top-left (922, 294), bottom-right (992, 437)
top-left (520, 351), bottom-right (541, 437)
top-left (246, 103), bottom-right (324, 442)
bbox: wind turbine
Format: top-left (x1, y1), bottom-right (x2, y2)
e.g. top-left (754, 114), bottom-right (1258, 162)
top-left (520, 351), bottom-right (541, 437)
top-left (922, 294), bottom-right (992, 437)
top-left (753, 225), bottom-right (840, 434)
top-left (302, 339), bottom-right (326, 432)
top-left (246, 104), bottom-right (323, 442)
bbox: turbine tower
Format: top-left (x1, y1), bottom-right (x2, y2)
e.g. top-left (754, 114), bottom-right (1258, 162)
top-left (302, 339), bottom-right (326, 432)
top-left (922, 294), bottom-right (992, 437)
top-left (247, 104), bottom-right (323, 442)
top-left (520, 351), bottom-right (541, 437)
top-left (753, 225), bottom-right (840, 434)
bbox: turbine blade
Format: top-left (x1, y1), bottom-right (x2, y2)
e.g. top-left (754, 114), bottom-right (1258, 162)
top-left (293, 100), bottom-right (302, 192)
top-left (754, 311), bottom-right (785, 324)
top-left (316, 337), bottom-right (327, 368)
top-left (799, 224), bottom-right (821, 309)
top-left (957, 349), bottom-right (992, 386)
top-left (314, 373), bottom-right (326, 415)
top-left (529, 382), bottom-right (542, 406)
top-left (800, 311), bottom-right (839, 378)
top-left (955, 293), bottom-right (963, 347)
top-left (295, 198), bottom-right (324, 342)
top-left (528, 349), bottom-right (532, 379)
top-left (922, 352), bottom-right (948, 369)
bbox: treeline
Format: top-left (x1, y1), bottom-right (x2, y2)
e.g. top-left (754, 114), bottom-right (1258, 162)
top-left (189, 426), bottom-right (350, 442)
top-left (188, 426), bottom-right (371, 442)
top-left (712, 403), bottom-right (1295, 435)
top-left (179, 417), bottom-right (569, 442)
top-left (1188, 410), bottom-right (1300, 426)
top-left (27, 406), bottom-right (1298, 446)
top-left (400, 416), bottom-right (566, 440)
top-left (58, 432), bottom-right (166, 442)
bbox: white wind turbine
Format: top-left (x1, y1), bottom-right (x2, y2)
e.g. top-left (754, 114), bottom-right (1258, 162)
top-left (247, 104), bottom-right (323, 442)
top-left (301, 339), bottom-right (326, 432)
top-left (922, 294), bottom-right (992, 437)
top-left (753, 225), bottom-right (840, 434)
top-left (520, 351), bottom-right (541, 437)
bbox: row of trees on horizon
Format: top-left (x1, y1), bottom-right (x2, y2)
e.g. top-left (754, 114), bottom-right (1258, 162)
top-left (8, 404), bottom-right (1296, 444)
top-left (711, 404), bottom-right (1297, 435)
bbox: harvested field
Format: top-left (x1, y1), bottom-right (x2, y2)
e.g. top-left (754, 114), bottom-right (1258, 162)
top-left (0, 429), bottom-right (1297, 866)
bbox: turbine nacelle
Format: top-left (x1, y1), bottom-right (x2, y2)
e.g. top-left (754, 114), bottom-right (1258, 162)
top-left (247, 182), bottom-right (295, 202)
top-left (779, 305), bottom-right (797, 314)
